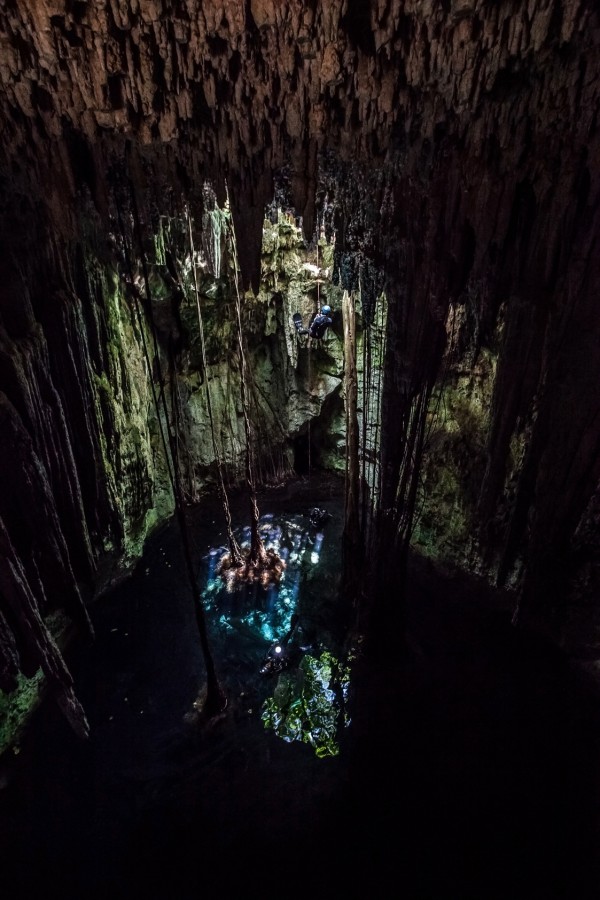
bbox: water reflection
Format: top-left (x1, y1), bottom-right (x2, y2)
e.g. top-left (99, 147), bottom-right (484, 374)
top-left (261, 650), bottom-right (350, 758)
top-left (201, 514), bottom-right (308, 641)
top-left (200, 511), bottom-right (351, 755)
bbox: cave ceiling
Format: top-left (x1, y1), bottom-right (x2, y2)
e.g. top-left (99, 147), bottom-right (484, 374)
top-left (0, 0), bottom-right (598, 293)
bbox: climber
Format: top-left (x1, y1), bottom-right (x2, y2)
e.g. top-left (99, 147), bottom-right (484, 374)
top-left (260, 615), bottom-right (301, 676)
top-left (309, 305), bottom-right (333, 338)
top-left (292, 305), bottom-right (333, 341)
top-left (259, 642), bottom-right (290, 676)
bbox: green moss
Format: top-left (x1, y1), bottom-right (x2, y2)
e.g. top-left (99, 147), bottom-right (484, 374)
top-left (82, 247), bottom-right (173, 566)
top-left (412, 349), bottom-right (496, 568)
top-left (318, 237), bottom-right (334, 268)
top-left (154, 223), bottom-right (167, 266)
top-left (261, 650), bottom-right (350, 757)
top-left (0, 670), bottom-right (45, 757)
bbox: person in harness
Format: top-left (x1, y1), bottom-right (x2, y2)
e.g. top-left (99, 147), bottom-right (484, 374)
top-left (293, 305), bottom-right (333, 340)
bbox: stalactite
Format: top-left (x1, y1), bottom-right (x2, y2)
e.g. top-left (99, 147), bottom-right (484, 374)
top-left (0, 391), bottom-right (93, 639)
top-left (478, 295), bottom-right (547, 549)
top-left (0, 516), bottom-right (89, 739)
top-left (0, 608), bottom-right (20, 693)
top-left (365, 160), bottom-right (456, 639)
top-left (512, 212), bottom-right (600, 619)
top-left (227, 169), bottom-right (273, 295)
top-left (201, 186), bottom-right (228, 280)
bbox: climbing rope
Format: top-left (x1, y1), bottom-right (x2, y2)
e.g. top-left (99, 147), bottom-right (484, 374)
top-left (225, 184), bottom-right (267, 567)
top-left (186, 207), bottom-right (242, 563)
top-left (116, 174), bottom-right (225, 713)
top-left (114, 190), bottom-right (177, 502)
top-left (306, 238), bottom-right (321, 482)
top-left (307, 337), bottom-right (312, 481)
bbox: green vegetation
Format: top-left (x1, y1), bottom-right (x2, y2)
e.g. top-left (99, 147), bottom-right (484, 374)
top-left (0, 671), bottom-right (44, 757)
top-left (261, 650), bottom-right (350, 758)
top-left (412, 348), bottom-right (496, 568)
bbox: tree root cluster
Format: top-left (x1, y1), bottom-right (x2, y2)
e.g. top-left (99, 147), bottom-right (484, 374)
top-left (217, 547), bottom-right (286, 589)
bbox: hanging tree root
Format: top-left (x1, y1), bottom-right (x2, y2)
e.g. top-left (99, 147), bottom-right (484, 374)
top-left (216, 546), bottom-right (286, 589)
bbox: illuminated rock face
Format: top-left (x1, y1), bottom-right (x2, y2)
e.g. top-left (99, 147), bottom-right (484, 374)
top-left (0, 2), bottom-right (599, 720)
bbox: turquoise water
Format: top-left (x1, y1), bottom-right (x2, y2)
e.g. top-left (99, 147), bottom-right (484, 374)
top-left (200, 510), bottom-right (351, 756)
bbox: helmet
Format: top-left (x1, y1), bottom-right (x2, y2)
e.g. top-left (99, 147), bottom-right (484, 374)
top-left (321, 305), bottom-right (332, 315)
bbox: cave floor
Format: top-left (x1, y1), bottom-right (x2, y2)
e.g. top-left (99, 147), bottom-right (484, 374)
top-left (1, 472), bottom-right (600, 900)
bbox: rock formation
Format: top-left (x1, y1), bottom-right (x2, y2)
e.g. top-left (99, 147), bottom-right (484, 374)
top-left (0, 0), bottom-right (599, 736)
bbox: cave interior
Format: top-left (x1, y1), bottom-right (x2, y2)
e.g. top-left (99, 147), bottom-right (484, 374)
top-left (1, 2), bottom-right (600, 898)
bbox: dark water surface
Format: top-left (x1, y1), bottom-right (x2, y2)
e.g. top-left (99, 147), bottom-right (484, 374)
top-left (1, 473), bottom-right (600, 899)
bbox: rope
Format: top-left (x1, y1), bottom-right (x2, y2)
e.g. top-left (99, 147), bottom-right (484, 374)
top-left (114, 191), bottom-right (177, 500)
top-left (307, 341), bottom-right (312, 481)
top-left (307, 239), bottom-right (319, 482)
top-left (225, 184), bottom-right (266, 566)
top-left (186, 207), bottom-right (241, 562)
top-left (117, 174), bottom-right (224, 711)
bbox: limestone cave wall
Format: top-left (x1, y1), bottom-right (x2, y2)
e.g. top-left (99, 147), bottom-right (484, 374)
top-left (0, 185), bottom-right (343, 747)
top-left (0, 0), bottom-right (599, 735)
